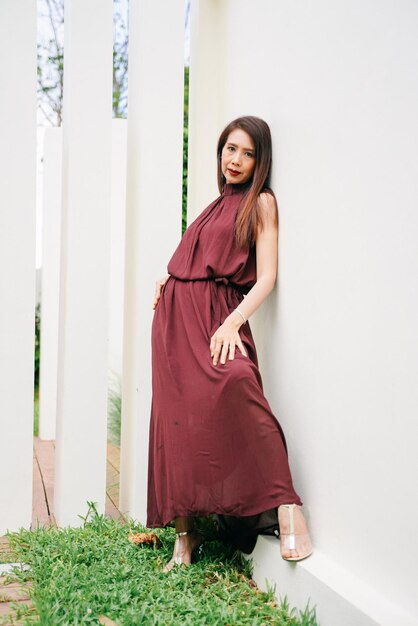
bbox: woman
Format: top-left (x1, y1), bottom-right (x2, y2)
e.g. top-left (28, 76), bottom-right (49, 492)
top-left (147, 116), bottom-right (313, 572)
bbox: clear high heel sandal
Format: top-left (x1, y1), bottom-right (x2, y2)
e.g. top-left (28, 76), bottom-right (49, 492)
top-left (162, 528), bottom-right (204, 573)
top-left (278, 504), bottom-right (313, 562)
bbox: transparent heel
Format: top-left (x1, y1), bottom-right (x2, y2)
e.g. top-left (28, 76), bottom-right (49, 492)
top-left (162, 528), bottom-right (204, 573)
top-left (278, 504), bottom-right (313, 562)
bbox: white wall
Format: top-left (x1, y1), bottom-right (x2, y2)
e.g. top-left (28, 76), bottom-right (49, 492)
top-left (54, 0), bottom-right (113, 527)
top-left (188, 1), bottom-right (418, 623)
top-left (38, 120), bottom-right (127, 442)
top-left (108, 119), bottom-right (128, 390)
top-left (119, 0), bottom-right (185, 521)
top-left (39, 128), bottom-right (62, 441)
top-left (0, 0), bottom-right (37, 535)
top-left (187, 0), bottom-right (226, 213)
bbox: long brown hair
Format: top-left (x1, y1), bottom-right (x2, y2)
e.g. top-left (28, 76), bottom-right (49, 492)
top-left (216, 115), bottom-right (277, 248)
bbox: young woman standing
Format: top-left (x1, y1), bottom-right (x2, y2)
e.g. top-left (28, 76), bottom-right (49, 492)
top-left (147, 116), bottom-right (313, 572)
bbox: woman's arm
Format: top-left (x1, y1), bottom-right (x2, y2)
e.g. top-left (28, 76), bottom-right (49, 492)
top-left (210, 192), bottom-right (279, 365)
top-left (233, 192), bottom-right (278, 323)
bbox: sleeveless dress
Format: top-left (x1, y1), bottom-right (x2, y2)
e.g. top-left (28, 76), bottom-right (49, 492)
top-left (146, 181), bottom-right (302, 553)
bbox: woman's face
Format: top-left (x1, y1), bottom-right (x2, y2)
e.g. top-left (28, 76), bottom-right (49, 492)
top-left (221, 128), bottom-right (256, 185)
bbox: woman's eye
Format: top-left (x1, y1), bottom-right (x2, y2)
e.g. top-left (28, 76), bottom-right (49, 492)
top-left (225, 145), bottom-right (253, 157)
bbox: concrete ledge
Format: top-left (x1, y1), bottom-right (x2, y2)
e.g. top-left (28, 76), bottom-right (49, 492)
top-left (246, 536), bottom-right (417, 626)
top-left (0, 563), bottom-right (30, 575)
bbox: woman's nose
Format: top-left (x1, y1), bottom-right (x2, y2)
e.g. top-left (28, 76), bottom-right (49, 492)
top-left (231, 152), bottom-right (241, 165)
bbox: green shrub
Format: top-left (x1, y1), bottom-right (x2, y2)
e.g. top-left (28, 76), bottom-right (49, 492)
top-left (34, 302), bottom-right (41, 390)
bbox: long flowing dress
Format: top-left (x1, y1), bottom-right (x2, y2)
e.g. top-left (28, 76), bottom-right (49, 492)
top-left (146, 181), bottom-right (302, 553)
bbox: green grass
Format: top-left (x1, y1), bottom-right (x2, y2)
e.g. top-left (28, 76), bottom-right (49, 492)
top-left (0, 544), bottom-right (16, 565)
top-left (33, 387), bottom-right (39, 437)
top-left (107, 383), bottom-right (122, 446)
top-left (3, 504), bottom-right (318, 626)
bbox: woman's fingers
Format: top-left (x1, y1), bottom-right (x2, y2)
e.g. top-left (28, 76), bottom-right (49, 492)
top-left (210, 333), bottom-right (247, 365)
top-left (237, 337), bottom-right (247, 358)
top-left (210, 313), bottom-right (249, 364)
top-left (153, 284), bottom-right (161, 309)
top-left (211, 336), bottom-right (223, 365)
top-left (153, 276), bottom-right (169, 309)
top-left (219, 341), bottom-right (230, 365)
top-left (209, 336), bottom-right (216, 355)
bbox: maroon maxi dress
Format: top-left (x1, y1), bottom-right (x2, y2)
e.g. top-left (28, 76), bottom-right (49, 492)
top-left (146, 182), bottom-right (302, 553)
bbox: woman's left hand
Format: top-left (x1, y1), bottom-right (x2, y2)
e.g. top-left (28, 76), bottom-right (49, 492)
top-left (210, 313), bottom-right (247, 366)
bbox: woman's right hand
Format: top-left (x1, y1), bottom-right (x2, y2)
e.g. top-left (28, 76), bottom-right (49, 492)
top-left (153, 274), bottom-right (170, 309)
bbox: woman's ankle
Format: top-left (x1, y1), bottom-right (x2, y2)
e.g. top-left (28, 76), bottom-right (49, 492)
top-left (174, 515), bottom-right (194, 534)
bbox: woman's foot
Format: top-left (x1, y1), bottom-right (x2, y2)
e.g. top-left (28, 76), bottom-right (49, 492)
top-left (278, 504), bottom-right (313, 561)
top-left (162, 529), bottom-right (204, 573)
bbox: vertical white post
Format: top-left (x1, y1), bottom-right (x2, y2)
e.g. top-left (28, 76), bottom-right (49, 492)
top-left (108, 119), bottom-right (128, 388)
top-left (119, 0), bottom-right (185, 522)
top-left (39, 128), bottom-right (63, 441)
top-left (187, 0), bottom-right (226, 220)
top-left (0, 0), bottom-right (37, 534)
top-left (54, 0), bottom-right (113, 527)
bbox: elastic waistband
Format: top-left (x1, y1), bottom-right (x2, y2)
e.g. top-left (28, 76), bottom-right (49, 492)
top-left (169, 274), bottom-right (247, 293)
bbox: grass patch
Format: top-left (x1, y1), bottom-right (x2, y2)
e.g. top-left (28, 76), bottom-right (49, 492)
top-left (0, 544), bottom-right (16, 565)
top-left (107, 383), bottom-right (121, 446)
top-left (33, 387), bottom-right (39, 437)
top-left (4, 504), bottom-right (318, 625)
